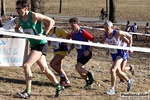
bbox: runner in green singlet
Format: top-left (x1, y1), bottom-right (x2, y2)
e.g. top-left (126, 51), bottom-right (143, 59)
top-left (15, 0), bottom-right (64, 98)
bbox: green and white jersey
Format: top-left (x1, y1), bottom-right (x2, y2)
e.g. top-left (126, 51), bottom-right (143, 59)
top-left (19, 11), bottom-right (47, 47)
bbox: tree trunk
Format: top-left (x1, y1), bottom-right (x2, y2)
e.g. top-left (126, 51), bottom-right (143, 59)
top-left (59, 0), bottom-right (62, 13)
top-left (31, 0), bottom-right (38, 12)
top-left (109, 0), bottom-right (117, 23)
top-left (1, 0), bottom-right (6, 17)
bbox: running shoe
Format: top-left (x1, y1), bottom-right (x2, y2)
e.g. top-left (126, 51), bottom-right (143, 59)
top-left (84, 80), bottom-right (93, 89)
top-left (87, 72), bottom-right (94, 85)
top-left (129, 65), bottom-right (135, 75)
top-left (127, 79), bottom-right (134, 91)
top-left (17, 89), bottom-right (30, 99)
top-left (64, 80), bottom-right (71, 87)
top-left (60, 77), bottom-right (71, 87)
top-left (55, 84), bottom-right (64, 97)
top-left (118, 78), bottom-right (125, 84)
top-left (106, 88), bottom-right (115, 95)
top-left (84, 83), bottom-right (92, 89)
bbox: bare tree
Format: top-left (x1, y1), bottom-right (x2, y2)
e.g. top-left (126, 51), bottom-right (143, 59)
top-left (1, 0), bottom-right (6, 17)
top-left (109, 0), bottom-right (117, 23)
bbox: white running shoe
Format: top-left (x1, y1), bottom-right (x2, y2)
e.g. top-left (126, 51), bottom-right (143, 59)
top-left (106, 88), bottom-right (115, 95)
top-left (127, 79), bottom-right (134, 92)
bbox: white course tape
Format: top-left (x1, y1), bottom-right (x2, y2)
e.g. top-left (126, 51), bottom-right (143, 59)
top-left (0, 30), bottom-right (150, 53)
top-left (80, 26), bottom-right (104, 31)
top-left (80, 26), bottom-right (150, 36)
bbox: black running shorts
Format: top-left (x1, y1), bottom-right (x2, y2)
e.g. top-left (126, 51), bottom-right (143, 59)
top-left (77, 51), bottom-right (92, 65)
top-left (31, 43), bottom-right (48, 56)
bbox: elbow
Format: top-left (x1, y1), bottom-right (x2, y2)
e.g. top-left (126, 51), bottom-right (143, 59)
top-left (50, 19), bottom-right (55, 26)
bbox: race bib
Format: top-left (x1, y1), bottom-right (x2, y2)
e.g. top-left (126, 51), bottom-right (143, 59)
top-left (50, 41), bottom-right (60, 49)
top-left (75, 44), bottom-right (82, 49)
top-left (23, 28), bottom-right (35, 35)
top-left (109, 48), bottom-right (118, 54)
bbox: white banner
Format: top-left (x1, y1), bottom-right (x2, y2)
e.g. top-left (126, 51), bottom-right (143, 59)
top-left (0, 38), bottom-right (26, 66)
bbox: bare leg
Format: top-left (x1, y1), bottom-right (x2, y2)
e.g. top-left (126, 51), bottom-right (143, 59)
top-left (116, 66), bottom-right (129, 82)
top-left (37, 55), bottom-right (59, 85)
top-left (75, 63), bottom-right (88, 81)
top-left (50, 54), bottom-right (68, 80)
top-left (121, 59), bottom-right (130, 72)
top-left (23, 50), bottom-right (42, 90)
top-left (110, 57), bottom-right (123, 88)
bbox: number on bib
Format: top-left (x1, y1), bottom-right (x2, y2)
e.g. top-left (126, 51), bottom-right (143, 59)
top-left (109, 48), bottom-right (118, 54)
top-left (50, 41), bottom-right (60, 49)
top-left (23, 28), bottom-right (35, 35)
top-left (75, 44), bottom-right (82, 49)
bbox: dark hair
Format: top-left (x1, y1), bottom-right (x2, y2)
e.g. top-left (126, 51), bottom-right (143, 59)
top-left (146, 23), bottom-right (149, 26)
top-left (69, 17), bottom-right (79, 23)
top-left (16, 0), bottom-right (29, 8)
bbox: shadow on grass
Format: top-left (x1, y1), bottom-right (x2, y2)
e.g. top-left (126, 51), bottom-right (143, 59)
top-left (0, 91), bottom-right (105, 99)
top-left (0, 77), bottom-right (55, 87)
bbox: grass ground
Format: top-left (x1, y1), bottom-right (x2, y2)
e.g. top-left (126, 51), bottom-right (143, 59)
top-left (0, 0), bottom-right (150, 100)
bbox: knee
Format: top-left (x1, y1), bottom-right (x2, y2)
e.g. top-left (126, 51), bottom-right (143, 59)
top-left (23, 63), bottom-right (30, 70)
top-left (110, 68), bottom-right (116, 74)
top-left (41, 67), bottom-right (48, 74)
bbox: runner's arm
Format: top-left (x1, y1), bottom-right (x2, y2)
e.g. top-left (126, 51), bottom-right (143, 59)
top-left (33, 12), bottom-right (55, 35)
top-left (118, 30), bottom-right (132, 47)
top-left (14, 17), bottom-right (22, 33)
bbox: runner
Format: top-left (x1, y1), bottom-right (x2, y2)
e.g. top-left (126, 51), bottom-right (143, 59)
top-left (101, 21), bottom-right (134, 95)
top-left (109, 40), bottom-right (135, 84)
top-left (15, 0), bottom-right (64, 98)
top-left (68, 17), bottom-right (96, 89)
top-left (48, 26), bottom-right (71, 87)
top-left (119, 41), bottom-right (134, 84)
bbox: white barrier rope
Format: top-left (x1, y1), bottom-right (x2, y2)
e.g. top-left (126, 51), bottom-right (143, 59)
top-left (80, 25), bottom-right (150, 36)
top-left (57, 23), bottom-right (147, 36)
top-left (0, 30), bottom-right (150, 53)
top-left (80, 26), bottom-right (104, 30)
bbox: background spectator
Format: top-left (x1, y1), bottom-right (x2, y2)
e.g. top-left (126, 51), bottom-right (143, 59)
top-left (131, 23), bottom-right (138, 40)
top-left (125, 21), bottom-right (131, 32)
top-left (100, 8), bottom-right (107, 20)
top-left (8, 14), bottom-right (13, 20)
top-left (144, 23), bottom-right (150, 42)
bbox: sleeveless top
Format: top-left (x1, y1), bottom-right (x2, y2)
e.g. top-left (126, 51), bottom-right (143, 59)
top-left (105, 30), bottom-right (125, 56)
top-left (19, 11), bottom-right (47, 47)
top-left (48, 27), bottom-right (68, 52)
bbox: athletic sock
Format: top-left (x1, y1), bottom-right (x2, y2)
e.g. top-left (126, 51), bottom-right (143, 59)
top-left (60, 74), bottom-right (65, 77)
top-left (26, 88), bottom-right (31, 94)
